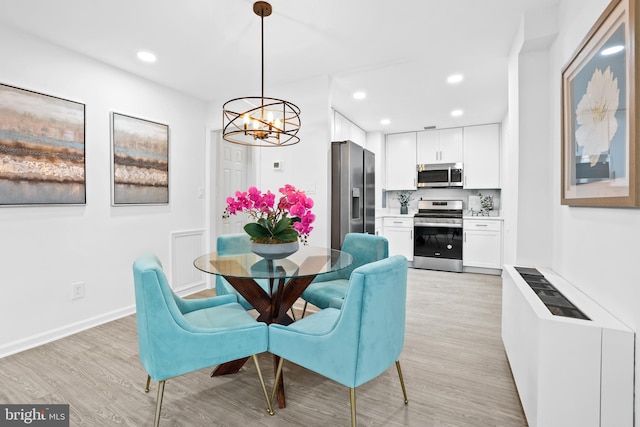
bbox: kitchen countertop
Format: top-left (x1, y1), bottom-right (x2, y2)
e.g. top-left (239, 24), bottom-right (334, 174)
top-left (380, 213), bottom-right (415, 219)
top-left (463, 210), bottom-right (503, 220)
top-left (378, 210), bottom-right (503, 220)
top-left (376, 209), bottom-right (416, 218)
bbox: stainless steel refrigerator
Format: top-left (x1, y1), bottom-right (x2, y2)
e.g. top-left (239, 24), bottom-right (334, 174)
top-left (331, 140), bottom-right (375, 249)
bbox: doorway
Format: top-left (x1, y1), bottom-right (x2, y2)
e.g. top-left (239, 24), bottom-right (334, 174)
top-left (212, 130), bottom-right (252, 237)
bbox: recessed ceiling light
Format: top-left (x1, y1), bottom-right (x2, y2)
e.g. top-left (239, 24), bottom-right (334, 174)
top-left (601, 45), bottom-right (624, 56)
top-left (380, 118), bottom-right (391, 125)
top-left (137, 51), bottom-right (157, 63)
top-left (353, 91), bottom-right (366, 100)
top-left (447, 74), bottom-right (464, 84)
top-left (451, 109), bottom-right (464, 117)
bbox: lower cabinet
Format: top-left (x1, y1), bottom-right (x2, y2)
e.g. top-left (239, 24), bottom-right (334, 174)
top-left (463, 219), bottom-right (502, 269)
top-left (383, 217), bottom-right (413, 261)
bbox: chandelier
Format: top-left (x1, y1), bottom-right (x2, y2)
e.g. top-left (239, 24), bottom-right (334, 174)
top-left (222, 1), bottom-right (301, 147)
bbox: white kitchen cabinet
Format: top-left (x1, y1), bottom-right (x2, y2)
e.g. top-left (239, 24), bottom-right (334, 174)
top-left (383, 217), bottom-right (413, 261)
top-left (463, 219), bottom-right (502, 269)
top-left (417, 128), bottom-right (463, 164)
top-left (333, 110), bottom-right (366, 147)
top-left (348, 122), bottom-right (366, 148)
top-left (463, 124), bottom-right (500, 189)
top-left (385, 132), bottom-right (417, 190)
top-left (333, 110), bottom-right (349, 141)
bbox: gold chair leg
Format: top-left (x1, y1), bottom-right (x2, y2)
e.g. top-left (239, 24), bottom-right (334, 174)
top-left (252, 355), bottom-right (275, 416)
top-left (301, 301), bottom-right (308, 318)
top-left (145, 375), bottom-right (151, 393)
top-left (154, 380), bottom-right (165, 427)
top-left (395, 361), bottom-right (409, 404)
top-left (270, 357), bottom-right (285, 405)
top-left (350, 387), bottom-right (357, 427)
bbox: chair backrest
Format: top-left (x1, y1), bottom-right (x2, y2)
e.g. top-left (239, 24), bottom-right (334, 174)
top-left (316, 233), bottom-right (389, 282)
top-left (216, 233), bottom-right (252, 254)
top-left (132, 253), bottom-right (194, 379)
top-left (333, 255), bottom-right (407, 387)
top-left (215, 233), bottom-right (252, 294)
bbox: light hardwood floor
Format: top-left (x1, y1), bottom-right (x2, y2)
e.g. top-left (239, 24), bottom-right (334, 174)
top-left (0, 268), bottom-right (527, 426)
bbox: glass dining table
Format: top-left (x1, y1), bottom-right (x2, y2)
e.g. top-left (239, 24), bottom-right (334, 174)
top-left (193, 245), bottom-right (353, 408)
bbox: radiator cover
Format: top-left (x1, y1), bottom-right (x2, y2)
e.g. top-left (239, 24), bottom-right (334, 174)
top-left (502, 265), bottom-right (634, 427)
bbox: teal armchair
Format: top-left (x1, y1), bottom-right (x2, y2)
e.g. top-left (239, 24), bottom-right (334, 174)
top-left (268, 255), bottom-right (409, 427)
top-left (215, 233), bottom-right (271, 310)
top-left (300, 233), bottom-right (388, 316)
top-left (132, 253), bottom-right (273, 426)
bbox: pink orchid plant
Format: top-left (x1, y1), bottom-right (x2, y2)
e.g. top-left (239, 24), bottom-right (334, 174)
top-left (224, 184), bottom-right (315, 244)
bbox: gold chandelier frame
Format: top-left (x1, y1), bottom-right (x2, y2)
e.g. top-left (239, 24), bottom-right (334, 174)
top-left (222, 1), bottom-right (301, 147)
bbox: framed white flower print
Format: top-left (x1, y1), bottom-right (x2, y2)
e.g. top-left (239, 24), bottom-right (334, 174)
top-left (561, 0), bottom-right (639, 206)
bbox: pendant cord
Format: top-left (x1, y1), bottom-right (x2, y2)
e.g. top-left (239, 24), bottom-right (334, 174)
top-left (261, 10), bottom-right (265, 111)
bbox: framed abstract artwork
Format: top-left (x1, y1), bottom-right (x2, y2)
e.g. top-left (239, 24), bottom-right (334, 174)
top-left (0, 83), bottom-right (85, 205)
top-left (111, 112), bottom-right (169, 205)
top-left (561, 0), bottom-right (639, 206)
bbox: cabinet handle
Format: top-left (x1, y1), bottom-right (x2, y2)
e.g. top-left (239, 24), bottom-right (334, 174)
top-left (410, 230), bottom-right (413, 240)
top-left (475, 224), bottom-right (488, 227)
top-left (464, 231), bottom-right (466, 242)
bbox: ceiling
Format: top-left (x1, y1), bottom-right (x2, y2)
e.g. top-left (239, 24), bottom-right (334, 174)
top-left (0, 0), bottom-right (559, 134)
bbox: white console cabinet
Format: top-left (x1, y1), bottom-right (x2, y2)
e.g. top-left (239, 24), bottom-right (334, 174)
top-left (502, 266), bottom-right (634, 427)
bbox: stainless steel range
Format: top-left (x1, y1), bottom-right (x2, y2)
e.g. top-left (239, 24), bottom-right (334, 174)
top-left (413, 200), bottom-right (463, 272)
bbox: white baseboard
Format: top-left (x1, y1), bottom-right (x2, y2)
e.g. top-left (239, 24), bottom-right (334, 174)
top-left (175, 281), bottom-right (209, 297)
top-left (0, 305), bottom-right (135, 359)
top-left (0, 283), bottom-right (213, 359)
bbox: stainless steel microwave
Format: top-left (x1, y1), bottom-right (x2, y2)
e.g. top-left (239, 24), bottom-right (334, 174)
top-left (416, 163), bottom-right (463, 188)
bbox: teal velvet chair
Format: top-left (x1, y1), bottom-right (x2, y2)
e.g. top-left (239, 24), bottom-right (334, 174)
top-left (132, 253), bottom-right (273, 426)
top-left (300, 233), bottom-right (389, 316)
top-left (215, 233), bottom-right (271, 310)
top-left (268, 255), bottom-right (409, 427)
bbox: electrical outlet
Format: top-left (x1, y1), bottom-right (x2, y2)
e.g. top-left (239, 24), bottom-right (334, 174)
top-left (71, 282), bottom-right (85, 300)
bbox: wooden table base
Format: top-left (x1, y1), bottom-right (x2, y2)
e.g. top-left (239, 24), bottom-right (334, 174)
top-left (209, 276), bottom-right (316, 408)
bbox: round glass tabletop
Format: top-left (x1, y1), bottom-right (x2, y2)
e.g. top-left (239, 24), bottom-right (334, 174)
top-left (193, 246), bottom-right (353, 280)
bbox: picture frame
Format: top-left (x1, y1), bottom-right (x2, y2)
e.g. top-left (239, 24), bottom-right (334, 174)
top-left (111, 112), bottom-right (169, 205)
top-left (0, 83), bottom-right (86, 206)
top-left (561, 0), bottom-right (639, 206)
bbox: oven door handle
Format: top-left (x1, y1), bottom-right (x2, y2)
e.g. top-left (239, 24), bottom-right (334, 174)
top-left (414, 222), bottom-right (462, 228)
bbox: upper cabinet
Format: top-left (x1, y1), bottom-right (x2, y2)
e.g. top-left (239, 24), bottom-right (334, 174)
top-left (417, 128), bottom-right (463, 164)
top-left (386, 132), bottom-right (417, 190)
top-left (333, 110), bottom-right (366, 148)
top-left (463, 124), bottom-right (500, 189)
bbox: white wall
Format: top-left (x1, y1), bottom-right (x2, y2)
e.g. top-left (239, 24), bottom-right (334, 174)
top-left (516, 49), bottom-right (554, 266)
top-left (256, 75), bottom-right (333, 247)
top-left (549, 0), bottom-right (640, 421)
top-left (0, 25), bottom-right (208, 356)
top-left (504, 6), bottom-right (557, 268)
